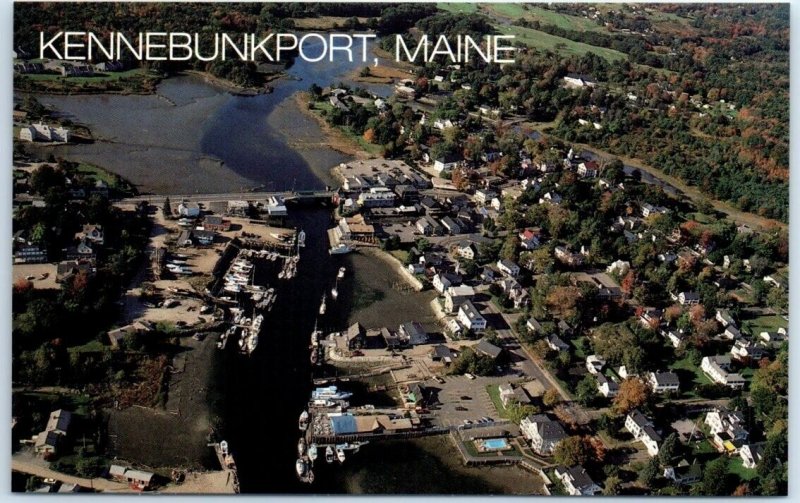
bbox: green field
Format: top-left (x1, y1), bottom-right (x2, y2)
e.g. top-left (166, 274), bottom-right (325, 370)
top-left (486, 384), bottom-right (510, 419)
top-left (436, 2), bottom-right (479, 14)
top-left (727, 456), bottom-right (758, 481)
top-left (498, 25), bottom-right (627, 62)
top-left (485, 4), bottom-right (605, 33)
top-left (669, 352), bottom-right (713, 397)
top-left (744, 314), bottom-right (787, 336)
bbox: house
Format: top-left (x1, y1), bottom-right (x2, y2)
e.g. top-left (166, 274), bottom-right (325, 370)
top-left (177, 201), bottom-right (200, 218)
top-left (520, 414), bottom-right (566, 455)
top-left (430, 344), bottom-right (458, 364)
top-left (337, 214), bottom-right (375, 240)
top-left (64, 239), bottom-right (96, 260)
top-left (474, 189), bottom-right (497, 205)
top-left (399, 321), bottom-right (429, 346)
top-left (526, 318), bottom-right (543, 335)
top-left (56, 260), bottom-right (95, 284)
top-left (433, 154), bottom-right (461, 173)
top-left (496, 259), bottom-right (520, 277)
top-left (585, 355), bottom-right (606, 374)
top-left (701, 356), bottom-right (745, 389)
top-left (639, 308), bottom-right (662, 329)
top-left (336, 322), bottom-right (366, 351)
top-left (404, 383), bottom-right (430, 408)
top-left (730, 340), bottom-right (765, 362)
top-left (203, 215), bottom-right (231, 232)
top-left (456, 242), bottom-right (478, 260)
top-left (433, 273), bottom-right (459, 294)
top-left (554, 246), bottom-right (583, 267)
top-left (381, 327), bottom-right (402, 350)
top-left (473, 338), bottom-right (502, 360)
top-left (562, 73), bottom-right (597, 88)
top-left (358, 189), bottom-right (396, 208)
top-left (457, 301), bottom-right (487, 331)
top-left (444, 285), bottom-right (475, 313)
top-left (547, 334), bottom-right (570, 353)
top-left (407, 263), bottom-right (425, 275)
top-left (722, 325), bottom-right (742, 340)
top-left (663, 328), bottom-right (686, 349)
top-left (606, 259), bottom-right (630, 276)
top-left (80, 224), bottom-right (104, 245)
top-left (647, 371), bottom-right (680, 394)
top-left (758, 329), bottom-right (787, 347)
top-left (675, 291), bottom-right (700, 306)
top-left (108, 465), bottom-right (155, 491)
top-left (715, 309), bottom-right (736, 328)
top-left (416, 215), bottom-right (444, 236)
top-left (518, 228), bottom-right (541, 250)
top-left (19, 122), bottom-right (70, 143)
top-left (596, 373), bottom-right (619, 398)
top-left (554, 465), bottom-right (601, 496)
top-left (625, 409), bottom-right (661, 456)
top-left (539, 192), bottom-right (562, 205)
top-left (705, 408), bottom-right (749, 453)
top-left (499, 383), bottom-right (531, 408)
top-left (641, 203), bottom-right (669, 218)
top-left (34, 409), bottom-right (72, 457)
top-left (663, 459), bottom-right (702, 485)
top-left (440, 216), bottom-right (462, 235)
top-left (107, 321), bottom-right (154, 349)
top-left (266, 196), bottom-right (288, 216)
top-left (576, 161), bottom-right (599, 178)
top-left (740, 442), bottom-right (766, 469)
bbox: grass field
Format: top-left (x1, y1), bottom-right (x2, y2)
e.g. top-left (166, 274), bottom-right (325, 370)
top-left (727, 456), bottom-right (758, 481)
top-left (744, 314), bottom-right (787, 335)
top-left (436, 3), bottom-right (479, 14)
top-left (485, 4), bottom-right (605, 33)
top-left (497, 25), bottom-right (627, 62)
top-left (670, 352), bottom-right (713, 397)
top-left (486, 384), bottom-right (510, 419)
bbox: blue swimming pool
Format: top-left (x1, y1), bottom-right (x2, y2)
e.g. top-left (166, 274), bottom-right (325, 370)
top-left (482, 438), bottom-right (509, 450)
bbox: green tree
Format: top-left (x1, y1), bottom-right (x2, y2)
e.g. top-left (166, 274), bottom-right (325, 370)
top-left (553, 436), bottom-right (590, 467)
top-left (658, 432), bottom-right (680, 466)
top-left (639, 456), bottom-right (660, 486)
top-left (701, 457), bottom-right (731, 495)
top-left (575, 375), bottom-right (598, 406)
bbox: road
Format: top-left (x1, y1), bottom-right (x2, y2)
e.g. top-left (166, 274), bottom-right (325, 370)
top-left (11, 458), bottom-right (131, 492)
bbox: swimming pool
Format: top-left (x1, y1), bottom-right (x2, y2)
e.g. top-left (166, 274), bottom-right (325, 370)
top-left (482, 438), bottom-right (509, 450)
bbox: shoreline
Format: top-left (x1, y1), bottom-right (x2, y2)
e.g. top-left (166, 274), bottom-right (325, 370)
top-left (292, 91), bottom-right (374, 159)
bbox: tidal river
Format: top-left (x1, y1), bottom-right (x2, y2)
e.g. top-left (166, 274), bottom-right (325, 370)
top-left (28, 40), bottom-right (540, 494)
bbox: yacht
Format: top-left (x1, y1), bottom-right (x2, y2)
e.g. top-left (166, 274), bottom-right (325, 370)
top-left (325, 446), bottom-right (334, 464)
top-left (311, 386), bottom-right (353, 401)
top-left (299, 410), bottom-right (309, 431)
top-left (336, 446), bottom-right (346, 463)
top-left (308, 443), bottom-right (318, 462)
top-left (297, 437), bottom-right (306, 457)
top-left (329, 243), bottom-right (352, 255)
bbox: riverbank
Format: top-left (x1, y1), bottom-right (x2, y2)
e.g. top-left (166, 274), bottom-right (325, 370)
top-left (346, 63), bottom-right (412, 85)
top-left (182, 70), bottom-right (281, 96)
top-left (293, 91), bottom-right (375, 159)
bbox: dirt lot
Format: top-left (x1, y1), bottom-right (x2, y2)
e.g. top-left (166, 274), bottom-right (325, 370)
top-left (12, 263), bottom-right (58, 290)
top-left (106, 335), bottom-right (219, 470)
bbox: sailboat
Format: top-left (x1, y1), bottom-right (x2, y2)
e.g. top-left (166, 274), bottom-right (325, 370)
top-left (325, 446), bottom-right (335, 464)
top-left (319, 293), bottom-right (326, 315)
top-left (298, 437), bottom-right (306, 457)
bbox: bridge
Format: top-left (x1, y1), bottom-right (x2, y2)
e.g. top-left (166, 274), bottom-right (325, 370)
top-left (116, 190), bottom-right (337, 206)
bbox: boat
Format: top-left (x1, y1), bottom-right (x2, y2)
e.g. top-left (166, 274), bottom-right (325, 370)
top-left (319, 293), bottom-right (326, 315)
top-left (247, 333), bottom-right (258, 354)
top-left (310, 349), bottom-right (318, 365)
top-left (295, 458), bottom-right (306, 477)
top-left (329, 243), bottom-right (353, 255)
top-left (337, 267), bottom-right (346, 279)
top-left (298, 229), bottom-right (306, 247)
top-left (298, 437), bottom-right (306, 457)
top-left (220, 440), bottom-right (229, 456)
top-left (308, 443), bottom-right (318, 462)
top-left (299, 410), bottom-right (309, 431)
top-left (325, 446), bottom-right (334, 464)
top-left (311, 386), bottom-right (353, 401)
top-left (336, 446), bottom-right (346, 463)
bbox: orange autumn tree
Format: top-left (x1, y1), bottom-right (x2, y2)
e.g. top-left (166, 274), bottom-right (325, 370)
top-left (613, 377), bottom-right (651, 415)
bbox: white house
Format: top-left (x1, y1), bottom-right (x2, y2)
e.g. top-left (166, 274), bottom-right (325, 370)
top-left (740, 442), bottom-right (766, 469)
top-left (585, 355), bottom-right (606, 374)
top-left (577, 161), bottom-right (600, 178)
top-left (701, 356), bottom-right (746, 389)
top-left (625, 409), bottom-right (661, 457)
top-left (554, 465), bottom-right (601, 496)
top-left (496, 259), bottom-right (520, 277)
top-left (596, 373), bottom-right (619, 398)
top-left (520, 414), bottom-right (566, 455)
top-left (705, 408), bottom-right (749, 453)
top-left (433, 154), bottom-right (461, 174)
top-left (606, 259), bottom-right (631, 276)
top-left (444, 285), bottom-right (475, 313)
top-left (19, 122), bottom-right (70, 142)
top-left (456, 242), bottom-right (477, 260)
top-left (178, 201), bottom-right (200, 218)
top-left (457, 301), bottom-right (487, 331)
top-left (647, 371), bottom-right (680, 394)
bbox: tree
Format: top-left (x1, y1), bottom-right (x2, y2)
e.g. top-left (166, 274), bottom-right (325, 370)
top-left (543, 388), bottom-right (561, 407)
top-left (30, 164), bottom-right (64, 195)
top-left (701, 456), bottom-right (731, 495)
top-left (553, 436), bottom-right (590, 467)
top-left (603, 475), bottom-right (623, 495)
top-left (612, 378), bottom-right (651, 415)
top-left (639, 456), bottom-right (660, 486)
top-left (575, 374), bottom-right (598, 406)
top-left (658, 432), bottom-right (680, 466)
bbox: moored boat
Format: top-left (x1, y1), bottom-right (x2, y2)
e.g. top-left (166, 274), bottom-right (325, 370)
top-left (308, 443), bottom-right (318, 462)
top-left (336, 446), bottom-right (346, 463)
top-left (299, 410), bottom-right (309, 431)
top-left (330, 243), bottom-right (353, 255)
top-left (325, 446), bottom-right (334, 464)
top-left (298, 437), bottom-right (306, 457)
top-left (337, 266), bottom-right (346, 279)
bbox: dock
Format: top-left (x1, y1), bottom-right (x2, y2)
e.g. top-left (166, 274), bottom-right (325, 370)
top-left (210, 442), bottom-right (240, 494)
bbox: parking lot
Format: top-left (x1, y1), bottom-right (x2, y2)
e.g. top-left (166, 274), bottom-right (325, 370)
top-left (427, 375), bottom-right (512, 428)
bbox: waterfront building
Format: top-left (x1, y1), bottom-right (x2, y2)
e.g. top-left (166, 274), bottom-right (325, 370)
top-left (19, 122), bottom-right (70, 142)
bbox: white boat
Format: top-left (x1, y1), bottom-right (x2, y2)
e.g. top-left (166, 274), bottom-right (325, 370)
top-left (325, 446), bottom-right (334, 464)
top-left (336, 446), bottom-right (346, 463)
top-left (330, 244), bottom-right (353, 255)
top-left (337, 267), bottom-right (346, 279)
top-left (298, 229), bottom-right (306, 247)
top-left (247, 333), bottom-right (258, 354)
top-left (220, 440), bottom-right (229, 456)
top-left (299, 410), bottom-right (309, 431)
top-left (319, 294), bottom-right (326, 315)
top-left (223, 284), bottom-right (242, 293)
top-left (298, 437), bottom-right (306, 457)
top-left (308, 443), bottom-right (318, 462)
top-left (295, 458), bottom-right (306, 477)
top-left (311, 386), bottom-right (353, 401)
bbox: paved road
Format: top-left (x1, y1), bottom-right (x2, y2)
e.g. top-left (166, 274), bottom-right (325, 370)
top-left (11, 458), bottom-right (131, 492)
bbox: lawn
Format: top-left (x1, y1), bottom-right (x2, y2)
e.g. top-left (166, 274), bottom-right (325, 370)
top-left (743, 314), bottom-right (787, 336)
top-left (571, 336), bottom-right (589, 360)
top-left (497, 24), bottom-right (628, 62)
top-left (486, 384), bottom-right (510, 419)
top-left (727, 457), bottom-right (758, 481)
top-left (669, 352), bottom-right (713, 398)
top-left (389, 249), bottom-right (410, 264)
top-left (436, 3), bottom-right (479, 14)
top-left (485, 4), bottom-right (605, 33)
top-left (68, 340), bottom-right (107, 354)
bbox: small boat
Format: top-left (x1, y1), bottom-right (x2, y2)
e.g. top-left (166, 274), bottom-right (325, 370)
top-left (325, 446), bottom-right (334, 464)
top-left (298, 229), bottom-right (306, 247)
top-left (330, 244), bottom-right (352, 255)
top-left (310, 349), bottom-right (319, 365)
top-left (308, 443), bottom-right (318, 462)
top-left (336, 446), bottom-right (346, 463)
top-left (298, 437), bottom-right (306, 457)
top-left (337, 267), bottom-right (346, 280)
top-left (220, 440), bottom-right (229, 456)
top-left (319, 293), bottom-right (326, 315)
top-left (299, 410), bottom-right (309, 431)
top-left (331, 286), bottom-right (338, 300)
top-left (295, 458), bottom-right (306, 477)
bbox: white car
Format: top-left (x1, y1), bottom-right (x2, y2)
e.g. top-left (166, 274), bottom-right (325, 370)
top-left (464, 373), bottom-right (475, 380)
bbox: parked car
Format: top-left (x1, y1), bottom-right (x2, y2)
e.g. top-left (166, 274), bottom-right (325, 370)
top-left (464, 373), bottom-right (476, 380)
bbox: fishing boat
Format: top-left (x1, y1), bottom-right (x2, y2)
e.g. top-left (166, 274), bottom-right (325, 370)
top-left (319, 293), bottom-right (326, 315)
top-left (308, 443), bottom-right (318, 462)
top-left (337, 266), bottom-right (346, 279)
top-left (325, 446), bottom-right (334, 464)
top-left (298, 410), bottom-right (309, 431)
top-left (298, 437), bottom-right (306, 457)
top-left (330, 243), bottom-right (353, 255)
top-left (336, 446), bottom-right (346, 463)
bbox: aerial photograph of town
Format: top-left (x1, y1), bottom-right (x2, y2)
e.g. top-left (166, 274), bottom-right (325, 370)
top-left (10, 1), bottom-right (789, 497)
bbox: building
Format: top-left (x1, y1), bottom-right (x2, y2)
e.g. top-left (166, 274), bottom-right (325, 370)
top-left (474, 189), bottom-right (497, 205)
top-left (337, 214), bottom-right (375, 241)
top-left (596, 373), bottom-right (619, 398)
top-left (266, 196), bottom-right (288, 216)
top-left (701, 356), bottom-right (746, 389)
top-left (547, 334), bottom-right (570, 353)
top-left (440, 216), bottom-right (462, 235)
top-left (108, 465), bottom-right (155, 491)
top-left (177, 201), bottom-right (200, 218)
top-left (107, 321), bottom-right (154, 349)
top-left (498, 383), bottom-right (530, 408)
top-left (457, 301), bottom-right (487, 331)
top-left (381, 327), bottom-right (402, 350)
top-left (203, 215), bottom-right (231, 232)
top-left (444, 285), bottom-right (475, 313)
top-left (641, 203), bottom-right (669, 218)
top-left (740, 442), bottom-right (766, 469)
top-left (705, 408), bottom-right (749, 453)
top-left (226, 200), bottom-right (250, 216)
top-left (358, 189), bottom-right (396, 208)
top-left (336, 323), bottom-right (366, 352)
top-left (715, 309), bottom-right (736, 328)
top-left (576, 161), bottom-right (599, 178)
top-left (730, 340), bottom-right (765, 361)
top-left (416, 216), bottom-right (444, 236)
top-left (456, 242), bottom-right (477, 260)
top-left (13, 243), bottom-right (47, 264)
top-left (496, 259), bottom-right (520, 277)
top-left (663, 459), bottom-right (702, 485)
top-left (562, 74), bottom-right (597, 88)
top-left (473, 338), bottom-right (502, 360)
top-left (625, 409), bottom-right (661, 456)
top-left (554, 465), bottom-right (601, 496)
top-left (404, 383), bottom-right (430, 409)
top-left (80, 224), bottom-right (104, 245)
top-left (585, 355), bottom-right (606, 374)
top-left (430, 344), bottom-right (458, 365)
top-left (554, 246), bottom-right (583, 267)
top-left (647, 371), bottom-right (680, 394)
top-left (520, 414), bottom-right (566, 455)
top-left (34, 409), bottom-right (72, 457)
top-left (19, 122), bottom-right (70, 142)
top-left (399, 321), bottom-right (429, 346)
top-left (675, 291), bottom-right (700, 305)
top-left (433, 154), bottom-right (461, 173)
top-left (56, 260), bottom-right (95, 284)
